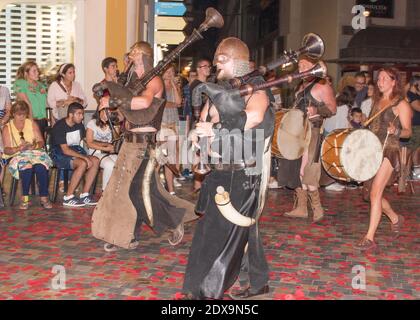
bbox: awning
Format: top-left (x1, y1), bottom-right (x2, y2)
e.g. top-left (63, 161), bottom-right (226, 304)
top-left (327, 26), bottom-right (420, 65)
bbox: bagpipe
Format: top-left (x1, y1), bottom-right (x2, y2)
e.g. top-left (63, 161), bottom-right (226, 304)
top-left (229, 33), bottom-right (325, 88)
top-left (92, 7), bottom-right (224, 119)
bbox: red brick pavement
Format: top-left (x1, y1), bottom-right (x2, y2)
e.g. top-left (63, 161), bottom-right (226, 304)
top-left (0, 181), bottom-right (418, 300)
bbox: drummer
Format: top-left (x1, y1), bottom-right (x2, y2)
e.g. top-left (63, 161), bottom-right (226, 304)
top-left (354, 68), bottom-right (412, 252)
top-left (278, 55), bottom-right (336, 223)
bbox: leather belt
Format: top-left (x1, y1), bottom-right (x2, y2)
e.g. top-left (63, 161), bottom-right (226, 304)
top-left (125, 132), bottom-right (156, 144)
top-left (210, 160), bottom-right (256, 171)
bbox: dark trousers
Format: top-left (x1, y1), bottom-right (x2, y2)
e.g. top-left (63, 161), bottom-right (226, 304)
top-left (20, 164), bottom-right (49, 197)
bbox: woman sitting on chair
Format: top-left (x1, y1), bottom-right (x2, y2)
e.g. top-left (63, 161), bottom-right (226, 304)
top-left (86, 105), bottom-right (121, 192)
top-left (2, 101), bottom-right (53, 209)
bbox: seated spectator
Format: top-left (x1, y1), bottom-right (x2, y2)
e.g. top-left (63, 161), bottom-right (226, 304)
top-left (50, 103), bottom-right (99, 207)
top-left (349, 108), bottom-right (364, 129)
top-left (14, 61), bottom-right (49, 138)
top-left (2, 101), bottom-right (53, 209)
top-left (0, 85), bottom-right (11, 197)
top-left (0, 84), bottom-right (12, 125)
top-left (47, 63), bottom-right (88, 125)
top-left (86, 105), bottom-right (120, 192)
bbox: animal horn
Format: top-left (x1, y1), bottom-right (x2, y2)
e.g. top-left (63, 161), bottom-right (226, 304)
top-left (215, 186), bottom-right (256, 227)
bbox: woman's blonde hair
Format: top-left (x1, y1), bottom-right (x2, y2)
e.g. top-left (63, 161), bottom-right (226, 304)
top-left (11, 100), bottom-right (30, 118)
top-left (16, 61), bottom-right (39, 80)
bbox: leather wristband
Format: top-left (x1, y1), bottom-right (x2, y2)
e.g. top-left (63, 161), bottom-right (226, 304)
top-left (110, 96), bottom-right (133, 110)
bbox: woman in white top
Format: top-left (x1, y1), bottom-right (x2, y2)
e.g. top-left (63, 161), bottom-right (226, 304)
top-left (86, 106), bottom-right (121, 192)
top-left (360, 81), bottom-right (375, 120)
top-left (324, 86), bottom-right (356, 134)
top-left (47, 63), bottom-right (88, 124)
top-left (0, 85), bottom-right (12, 126)
top-left (161, 64), bottom-right (182, 195)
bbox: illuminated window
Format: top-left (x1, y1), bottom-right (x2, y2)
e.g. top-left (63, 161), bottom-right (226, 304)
top-left (0, 2), bottom-right (74, 90)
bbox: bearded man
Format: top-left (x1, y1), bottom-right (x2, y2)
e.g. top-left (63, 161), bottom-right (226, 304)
top-left (182, 38), bottom-right (274, 300)
top-left (277, 56), bottom-right (336, 222)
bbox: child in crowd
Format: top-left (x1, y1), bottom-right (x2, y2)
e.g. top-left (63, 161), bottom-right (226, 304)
top-left (349, 108), bottom-right (364, 129)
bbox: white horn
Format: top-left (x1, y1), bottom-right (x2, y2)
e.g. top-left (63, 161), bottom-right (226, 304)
top-left (215, 186), bottom-right (256, 227)
top-left (142, 149), bottom-right (157, 227)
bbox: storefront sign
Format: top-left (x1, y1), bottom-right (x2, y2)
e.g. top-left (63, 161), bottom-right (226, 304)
top-left (356, 0), bottom-right (394, 18)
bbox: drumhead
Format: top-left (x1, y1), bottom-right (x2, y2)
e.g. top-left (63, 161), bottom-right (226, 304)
top-left (277, 109), bottom-right (311, 160)
top-left (340, 129), bottom-right (383, 182)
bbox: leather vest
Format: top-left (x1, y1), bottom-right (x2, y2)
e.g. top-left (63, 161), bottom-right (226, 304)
top-left (210, 76), bottom-right (275, 166)
top-left (124, 72), bottom-right (166, 130)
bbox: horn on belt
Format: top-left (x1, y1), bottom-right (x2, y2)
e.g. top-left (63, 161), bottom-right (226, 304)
top-left (215, 186), bottom-right (256, 227)
top-left (142, 148), bottom-right (157, 227)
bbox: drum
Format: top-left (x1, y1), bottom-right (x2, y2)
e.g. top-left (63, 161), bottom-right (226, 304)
top-left (272, 109), bottom-right (311, 160)
top-left (321, 129), bottom-right (383, 182)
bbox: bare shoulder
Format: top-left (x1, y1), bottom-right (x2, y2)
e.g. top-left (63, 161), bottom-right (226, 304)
top-left (397, 99), bottom-right (412, 114)
top-left (312, 82), bottom-right (335, 101)
top-left (147, 76), bottom-right (164, 95)
top-left (314, 81), bottom-right (333, 93)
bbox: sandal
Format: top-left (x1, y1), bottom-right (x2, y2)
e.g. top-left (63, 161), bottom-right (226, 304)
top-left (391, 215), bottom-right (405, 240)
top-left (168, 223), bottom-right (184, 246)
top-left (40, 199), bottom-right (53, 209)
top-left (19, 197), bottom-right (29, 210)
top-left (353, 237), bottom-right (378, 252)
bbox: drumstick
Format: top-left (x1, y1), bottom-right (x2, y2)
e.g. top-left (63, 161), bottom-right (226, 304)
top-left (382, 115), bottom-right (399, 152)
top-left (336, 128), bottom-right (350, 138)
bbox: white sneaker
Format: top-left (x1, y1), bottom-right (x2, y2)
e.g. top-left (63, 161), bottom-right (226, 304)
top-left (173, 179), bottom-right (182, 188)
top-left (325, 182), bottom-right (346, 191)
top-left (346, 184), bottom-right (359, 190)
top-left (413, 168), bottom-right (420, 181)
top-left (268, 180), bottom-right (280, 189)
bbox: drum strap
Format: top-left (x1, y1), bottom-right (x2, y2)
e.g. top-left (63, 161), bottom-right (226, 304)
top-left (364, 99), bottom-right (402, 127)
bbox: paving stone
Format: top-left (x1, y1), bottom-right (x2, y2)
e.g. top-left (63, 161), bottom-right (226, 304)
top-left (0, 181), bottom-right (418, 300)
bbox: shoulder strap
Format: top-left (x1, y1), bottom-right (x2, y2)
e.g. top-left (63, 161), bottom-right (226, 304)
top-left (364, 98), bottom-right (402, 127)
top-left (56, 80), bottom-right (68, 94)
